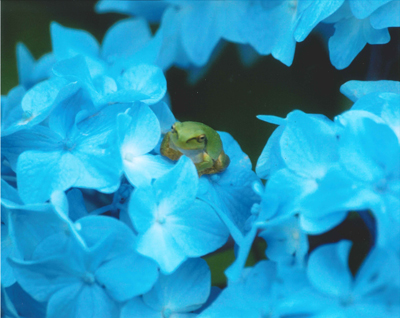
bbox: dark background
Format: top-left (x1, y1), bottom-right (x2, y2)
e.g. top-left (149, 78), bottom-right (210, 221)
top-left (2, 0), bottom-right (400, 286)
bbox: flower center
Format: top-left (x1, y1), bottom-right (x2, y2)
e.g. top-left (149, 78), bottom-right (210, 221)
top-left (63, 138), bottom-right (76, 151)
top-left (82, 272), bottom-right (95, 285)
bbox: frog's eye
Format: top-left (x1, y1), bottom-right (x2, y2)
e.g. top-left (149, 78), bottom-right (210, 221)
top-left (197, 134), bottom-right (206, 143)
top-left (171, 124), bottom-right (177, 133)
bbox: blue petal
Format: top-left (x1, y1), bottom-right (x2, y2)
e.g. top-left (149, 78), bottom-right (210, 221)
top-left (136, 223), bottom-right (187, 274)
top-left (150, 101), bottom-right (176, 135)
top-left (116, 64), bottom-right (167, 104)
top-left (143, 258), bottom-right (210, 312)
top-left (180, 3), bottom-right (221, 66)
top-left (256, 125), bottom-right (286, 179)
top-left (47, 284), bottom-right (119, 318)
top-left (349, 0), bottom-right (392, 19)
top-left (8, 256), bottom-right (82, 302)
top-left (154, 156), bottom-right (198, 214)
top-left (95, 0), bottom-right (168, 22)
top-left (121, 297), bottom-right (161, 318)
top-left (16, 42), bottom-right (35, 88)
top-left (340, 80), bottom-right (400, 102)
top-left (370, 0), bottom-right (400, 28)
top-left (66, 189), bottom-right (89, 221)
top-left (329, 17), bottom-right (390, 69)
top-left (294, 0), bottom-right (345, 42)
top-left (95, 251), bottom-right (158, 301)
top-left (101, 18), bottom-right (152, 62)
top-left (16, 150), bottom-right (81, 204)
top-left (169, 200), bottom-right (229, 257)
top-left (338, 115), bottom-right (400, 183)
top-left (118, 105), bottom-right (161, 157)
top-left (50, 22), bottom-right (100, 60)
top-left (307, 240), bottom-right (353, 297)
top-left (280, 110), bottom-right (338, 179)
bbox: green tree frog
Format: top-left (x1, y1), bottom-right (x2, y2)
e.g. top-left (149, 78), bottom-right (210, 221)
top-left (160, 121), bottom-right (230, 176)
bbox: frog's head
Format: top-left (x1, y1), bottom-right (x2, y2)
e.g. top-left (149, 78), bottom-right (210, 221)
top-left (169, 121), bottom-right (207, 150)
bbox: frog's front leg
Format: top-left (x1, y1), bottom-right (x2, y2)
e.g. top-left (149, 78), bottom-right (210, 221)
top-left (195, 153), bottom-right (214, 176)
top-left (160, 132), bottom-right (183, 161)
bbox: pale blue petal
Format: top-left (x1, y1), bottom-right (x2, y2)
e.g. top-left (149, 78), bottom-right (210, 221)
top-left (101, 18), bottom-right (152, 62)
top-left (280, 110), bottom-right (338, 178)
top-left (340, 80), bottom-right (400, 102)
top-left (294, 0), bottom-right (345, 42)
top-left (50, 22), bottom-right (100, 60)
top-left (329, 17), bottom-right (390, 69)
top-left (143, 258), bottom-right (210, 312)
top-left (116, 64), bottom-right (167, 104)
top-left (256, 125), bottom-right (286, 179)
top-left (47, 284), bottom-right (119, 318)
top-left (349, 0), bottom-right (392, 19)
top-left (150, 101), bottom-right (176, 134)
top-left (16, 42), bottom-right (35, 88)
top-left (123, 154), bottom-right (172, 187)
top-left (121, 297), bottom-right (162, 318)
top-left (95, 0), bottom-right (168, 22)
top-left (180, 3), bottom-right (221, 67)
top-left (95, 252), bottom-right (158, 301)
top-left (118, 105), bottom-right (161, 157)
top-left (8, 257), bottom-right (81, 302)
top-left (307, 241), bottom-right (353, 297)
top-left (66, 189), bottom-right (88, 221)
top-left (154, 156), bottom-right (198, 215)
top-left (370, 0), bottom-right (400, 28)
top-left (170, 200), bottom-right (229, 257)
top-left (129, 185), bottom-right (158, 233)
top-left (136, 223), bottom-right (187, 274)
top-left (17, 150), bottom-right (81, 204)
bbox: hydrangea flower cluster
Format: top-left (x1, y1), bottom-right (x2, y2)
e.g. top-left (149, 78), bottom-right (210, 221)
top-left (2, 1), bottom-right (400, 318)
top-left (96, 0), bottom-right (400, 69)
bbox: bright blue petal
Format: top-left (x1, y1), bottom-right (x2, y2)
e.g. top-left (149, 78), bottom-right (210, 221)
top-left (370, 0), bottom-right (400, 28)
top-left (349, 0), bottom-right (392, 19)
top-left (329, 17), bottom-right (390, 69)
top-left (16, 150), bottom-right (80, 204)
top-left (95, 0), bottom-right (168, 22)
top-left (47, 284), bottom-right (119, 318)
top-left (294, 0), bottom-right (344, 42)
top-left (280, 110), bottom-right (338, 179)
top-left (150, 101), bottom-right (176, 135)
top-left (116, 64), bottom-right (167, 104)
top-left (143, 258), bottom-right (210, 312)
top-left (66, 189), bottom-right (88, 221)
top-left (307, 241), bottom-right (353, 297)
top-left (16, 42), bottom-right (35, 88)
top-left (180, 3), bottom-right (221, 67)
top-left (121, 297), bottom-right (162, 318)
top-left (101, 18), bottom-right (152, 63)
top-left (136, 223), bottom-right (187, 274)
top-left (50, 21), bottom-right (100, 61)
top-left (95, 252), bottom-right (158, 301)
top-left (118, 105), bottom-right (161, 157)
top-left (256, 125), bottom-right (286, 179)
top-left (154, 156), bottom-right (198, 214)
top-left (169, 200), bottom-right (229, 257)
top-left (8, 256), bottom-right (81, 302)
top-left (340, 80), bottom-right (400, 102)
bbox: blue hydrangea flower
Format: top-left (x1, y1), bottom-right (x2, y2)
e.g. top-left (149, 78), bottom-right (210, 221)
top-left (121, 258), bottom-right (211, 317)
top-left (259, 215), bottom-right (309, 266)
top-left (129, 155), bottom-right (229, 274)
top-left (2, 103), bottom-right (128, 203)
top-left (8, 203), bottom-right (159, 318)
top-left (304, 240), bottom-right (400, 316)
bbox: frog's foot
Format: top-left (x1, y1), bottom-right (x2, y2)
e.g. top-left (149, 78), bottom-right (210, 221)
top-left (160, 133), bottom-right (183, 161)
top-left (198, 151), bottom-right (230, 177)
